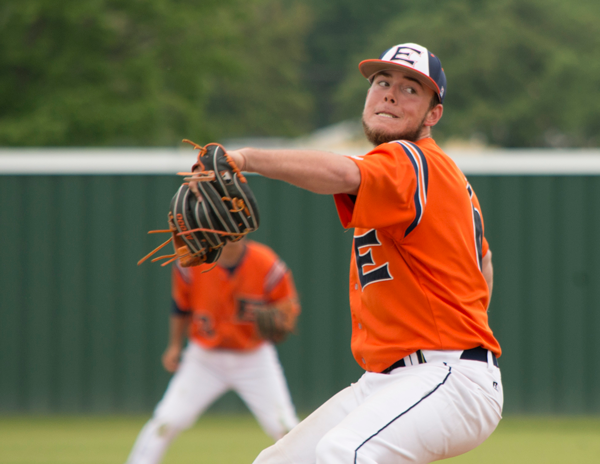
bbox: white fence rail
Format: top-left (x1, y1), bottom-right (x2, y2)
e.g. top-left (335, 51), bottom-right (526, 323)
top-left (2, 147), bottom-right (600, 175)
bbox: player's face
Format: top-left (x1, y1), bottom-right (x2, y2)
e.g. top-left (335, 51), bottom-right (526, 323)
top-left (218, 238), bottom-right (246, 265)
top-left (362, 69), bottom-right (441, 145)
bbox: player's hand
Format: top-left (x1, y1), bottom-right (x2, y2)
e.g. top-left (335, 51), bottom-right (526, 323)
top-left (225, 149), bottom-right (247, 171)
top-left (188, 148), bottom-right (248, 200)
top-left (188, 175), bottom-right (203, 201)
top-left (162, 345), bottom-right (182, 373)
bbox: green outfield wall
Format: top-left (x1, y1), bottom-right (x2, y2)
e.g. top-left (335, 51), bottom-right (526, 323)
top-left (2, 151), bottom-right (600, 415)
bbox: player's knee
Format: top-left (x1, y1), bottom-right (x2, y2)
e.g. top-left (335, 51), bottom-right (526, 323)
top-left (261, 419), bottom-right (296, 442)
top-left (315, 429), bottom-right (355, 463)
top-left (149, 412), bottom-right (194, 439)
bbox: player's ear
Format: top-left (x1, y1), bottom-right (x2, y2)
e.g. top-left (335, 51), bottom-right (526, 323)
top-left (424, 104), bottom-right (443, 127)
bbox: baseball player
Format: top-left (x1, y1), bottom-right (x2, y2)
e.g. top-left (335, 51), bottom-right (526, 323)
top-left (125, 238), bottom-right (300, 464)
top-left (193, 43), bottom-right (503, 463)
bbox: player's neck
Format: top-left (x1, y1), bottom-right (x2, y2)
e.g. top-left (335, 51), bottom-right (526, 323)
top-left (417, 126), bottom-right (432, 141)
top-left (218, 242), bottom-right (247, 268)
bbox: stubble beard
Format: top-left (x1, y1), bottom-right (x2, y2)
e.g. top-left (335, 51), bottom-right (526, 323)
top-left (362, 113), bottom-right (428, 146)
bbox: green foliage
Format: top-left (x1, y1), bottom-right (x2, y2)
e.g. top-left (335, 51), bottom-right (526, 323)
top-left (335, 0), bottom-right (600, 147)
top-left (0, 0), bottom-right (313, 146)
top-left (205, 1), bottom-right (313, 138)
top-left (2, 0), bottom-right (600, 147)
top-left (295, 0), bottom-right (408, 128)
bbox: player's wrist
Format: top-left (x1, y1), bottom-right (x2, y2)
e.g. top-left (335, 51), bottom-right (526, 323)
top-left (235, 148), bottom-right (249, 172)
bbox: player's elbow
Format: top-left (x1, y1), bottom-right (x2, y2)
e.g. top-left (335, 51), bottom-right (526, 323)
top-left (337, 162), bottom-right (361, 195)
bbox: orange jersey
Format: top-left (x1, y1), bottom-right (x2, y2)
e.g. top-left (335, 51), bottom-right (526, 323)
top-left (172, 240), bottom-right (300, 350)
top-left (334, 137), bottom-right (501, 373)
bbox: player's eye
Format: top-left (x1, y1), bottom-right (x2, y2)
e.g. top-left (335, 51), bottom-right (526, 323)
top-left (371, 74), bottom-right (390, 86)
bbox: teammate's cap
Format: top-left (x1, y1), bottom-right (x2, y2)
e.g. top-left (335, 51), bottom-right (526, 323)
top-left (359, 43), bottom-right (447, 104)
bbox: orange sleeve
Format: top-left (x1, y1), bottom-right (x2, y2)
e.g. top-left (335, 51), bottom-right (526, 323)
top-left (264, 260), bottom-right (301, 317)
top-left (171, 264), bottom-right (192, 312)
top-left (334, 144), bottom-right (419, 233)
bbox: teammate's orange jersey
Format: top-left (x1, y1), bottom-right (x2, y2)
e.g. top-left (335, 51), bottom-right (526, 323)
top-left (334, 137), bottom-right (501, 373)
top-left (172, 240), bottom-right (300, 350)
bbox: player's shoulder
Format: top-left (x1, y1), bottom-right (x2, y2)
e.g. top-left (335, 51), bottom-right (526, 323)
top-left (173, 261), bottom-right (196, 283)
top-left (387, 137), bottom-right (458, 171)
top-left (360, 138), bottom-right (436, 162)
top-left (243, 241), bottom-right (291, 287)
top-left (387, 137), bottom-right (443, 157)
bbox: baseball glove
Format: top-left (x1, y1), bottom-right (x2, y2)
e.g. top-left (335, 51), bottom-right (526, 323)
top-left (254, 300), bottom-right (298, 344)
top-left (138, 140), bottom-right (260, 268)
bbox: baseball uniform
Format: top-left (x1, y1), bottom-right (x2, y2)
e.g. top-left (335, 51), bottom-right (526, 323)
top-left (253, 138), bottom-right (503, 463)
top-left (126, 240), bottom-right (300, 464)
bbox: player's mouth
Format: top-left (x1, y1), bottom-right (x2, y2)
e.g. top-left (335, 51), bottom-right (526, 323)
top-left (376, 112), bottom-right (398, 119)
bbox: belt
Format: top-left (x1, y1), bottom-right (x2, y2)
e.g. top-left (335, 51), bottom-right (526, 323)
top-left (381, 346), bottom-right (498, 374)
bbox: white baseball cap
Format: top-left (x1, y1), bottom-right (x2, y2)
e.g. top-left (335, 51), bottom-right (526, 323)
top-left (359, 43), bottom-right (447, 103)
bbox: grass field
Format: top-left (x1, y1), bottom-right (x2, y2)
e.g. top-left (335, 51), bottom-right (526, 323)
top-left (1, 415), bottom-right (600, 463)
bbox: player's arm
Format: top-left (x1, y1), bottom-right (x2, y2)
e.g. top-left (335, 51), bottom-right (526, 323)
top-left (482, 250), bottom-right (493, 299)
top-left (227, 148), bottom-right (361, 195)
top-left (165, 265), bottom-right (192, 372)
top-left (268, 269), bottom-right (301, 327)
top-left (162, 308), bottom-right (191, 373)
top-left (253, 259), bottom-right (301, 343)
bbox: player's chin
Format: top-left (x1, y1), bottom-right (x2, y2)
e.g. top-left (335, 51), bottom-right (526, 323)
top-left (362, 118), bottom-right (419, 146)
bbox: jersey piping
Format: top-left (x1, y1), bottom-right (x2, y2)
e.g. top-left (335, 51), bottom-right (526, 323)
top-left (396, 141), bottom-right (429, 237)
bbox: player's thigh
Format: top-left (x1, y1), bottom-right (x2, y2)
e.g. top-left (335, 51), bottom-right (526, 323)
top-left (253, 383), bottom-right (360, 464)
top-left (316, 364), bottom-right (502, 464)
top-left (231, 344), bottom-right (298, 437)
top-left (154, 344), bottom-right (228, 427)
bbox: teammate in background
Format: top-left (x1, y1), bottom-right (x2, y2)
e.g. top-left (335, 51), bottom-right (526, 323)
top-left (197, 43), bottom-right (504, 463)
top-left (125, 238), bottom-right (300, 464)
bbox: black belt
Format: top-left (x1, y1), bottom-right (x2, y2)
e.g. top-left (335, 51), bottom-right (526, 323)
top-left (381, 346), bottom-right (498, 374)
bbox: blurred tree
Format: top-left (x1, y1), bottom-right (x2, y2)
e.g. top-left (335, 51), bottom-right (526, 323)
top-left (2, 0), bottom-right (600, 147)
top-left (297, 0), bottom-right (406, 129)
top-left (205, 1), bottom-right (313, 138)
top-left (0, 0), bottom-right (313, 146)
top-left (335, 0), bottom-right (600, 147)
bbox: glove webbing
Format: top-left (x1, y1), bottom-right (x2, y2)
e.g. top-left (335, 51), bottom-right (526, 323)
top-left (137, 226), bottom-right (246, 267)
top-left (138, 140), bottom-right (256, 268)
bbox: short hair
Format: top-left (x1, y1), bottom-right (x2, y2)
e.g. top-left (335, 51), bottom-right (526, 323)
top-left (429, 94), bottom-right (440, 111)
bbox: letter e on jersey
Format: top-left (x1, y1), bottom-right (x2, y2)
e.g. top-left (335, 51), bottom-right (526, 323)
top-left (354, 229), bottom-right (393, 290)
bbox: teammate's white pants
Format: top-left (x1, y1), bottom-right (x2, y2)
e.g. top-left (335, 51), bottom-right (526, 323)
top-left (254, 350), bottom-right (503, 464)
top-left (125, 341), bottom-right (298, 464)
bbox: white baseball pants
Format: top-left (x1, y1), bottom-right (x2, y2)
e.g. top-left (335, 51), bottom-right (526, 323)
top-left (125, 341), bottom-right (298, 464)
top-left (254, 350), bottom-right (503, 464)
